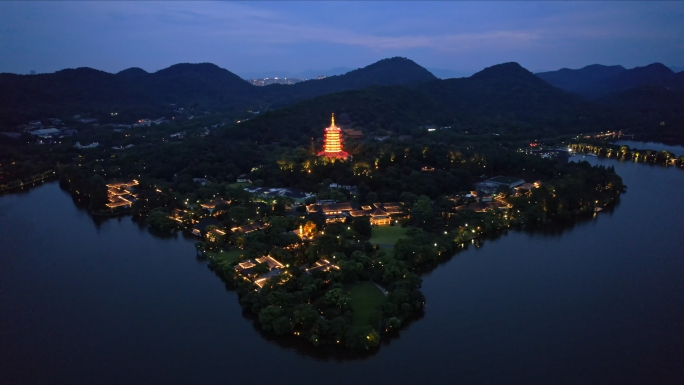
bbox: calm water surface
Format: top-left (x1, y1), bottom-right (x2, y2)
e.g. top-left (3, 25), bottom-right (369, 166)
top-left (1, 156), bottom-right (683, 384)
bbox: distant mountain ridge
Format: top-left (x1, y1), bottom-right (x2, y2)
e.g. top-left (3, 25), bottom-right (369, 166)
top-left (231, 61), bottom-right (605, 144)
top-left (116, 67), bottom-right (149, 77)
top-left (426, 68), bottom-right (476, 79)
top-left (536, 63), bottom-right (684, 98)
top-left (239, 67), bottom-right (353, 80)
top-left (2, 57), bottom-right (681, 142)
top-left (258, 57), bottom-right (437, 107)
top-left (0, 57), bottom-right (436, 126)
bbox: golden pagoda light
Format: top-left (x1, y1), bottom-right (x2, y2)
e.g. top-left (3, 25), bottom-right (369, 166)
top-left (318, 113), bottom-right (349, 159)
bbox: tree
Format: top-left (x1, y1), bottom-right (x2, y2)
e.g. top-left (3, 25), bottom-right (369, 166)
top-left (338, 259), bottom-right (363, 282)
top-left (345, 325), bottom-right (380, 350)
top-left (399, 191), bottom-right (418, 205)
top-left (88, 174), bottom-right (108, 211)
top-left (272, 316), bottom-right (293, 335)
top-left (293, 304), bottom-right (320, 330)
top-left (411, 195), bottom-right (434, 229)
top-left (352, 217), bottom-right (372, 238)
top-left (230, 232), bottom-right (246, 248)
top-left (385, 316), bottom-right (401, 331)
top-left (228, 206), bottom-right (249, 225)
top-left (252, 263), bottom-right (270, 275)
top-left (269, 247), bottom-right (293, 265)
top-left (303, 220), bottom-right (318, 238)
top-left (266, 216), bottom-right (287, 232)
top-left (324, 288), bottom-right (350, 309)
top-left (146, 208), bottom-right (177, 233)
top-left (258, 305), bottom-right (282, 332)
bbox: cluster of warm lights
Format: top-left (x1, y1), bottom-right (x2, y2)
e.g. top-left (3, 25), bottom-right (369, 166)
top-left (318, 114), bottom-right (349, 159)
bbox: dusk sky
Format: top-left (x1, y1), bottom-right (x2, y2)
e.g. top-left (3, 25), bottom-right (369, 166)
top-left (1, 1), bottom-right (683, 77)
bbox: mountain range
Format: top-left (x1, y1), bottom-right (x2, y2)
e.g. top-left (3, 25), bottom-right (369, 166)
top-left (238, 67), bottom-right (354, 80)
top-left (0, 57), bottom-right (436, 126)
top-left (1, 57), bottom-right (682, 142)
top-left (239, 67), bottom-right (481, 81)
top-left (426, 68), bottom-right (476, 79)
top-left (536, 63), bottom-right (684, 98)
top-left (229, 62), bottom-right (606, 145)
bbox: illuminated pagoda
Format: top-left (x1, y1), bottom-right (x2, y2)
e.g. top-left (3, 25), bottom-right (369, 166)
top-left (318, 114), bottom-right (349, 159)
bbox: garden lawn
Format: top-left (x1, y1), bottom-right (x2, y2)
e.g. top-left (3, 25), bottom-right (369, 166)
top-left (348, 282), bottom-right (386, 328)
top-left (369, 226), bottom-right (408, 248)
top-left (212, 249), bottom-right (244, 266)
top-left (228, 182), bottom-right (252, 189)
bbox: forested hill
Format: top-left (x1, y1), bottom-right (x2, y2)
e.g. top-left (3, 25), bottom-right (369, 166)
top-left (536, 63), bottom-right (684, 132)
top-left (0, 63), bottom-right (257, 125)
top-left (535, 64), bottom-right (627, 96)
top-left (0, 57), bottom-right (435, 127)
top-left (258, 57), bottom-right (437, 106)
top-left (230, 62), bottom-right (608, 145)
top-left (536, 63), bottom-right (684, 98)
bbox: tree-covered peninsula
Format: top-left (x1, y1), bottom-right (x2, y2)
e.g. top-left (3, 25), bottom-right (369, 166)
top-left (0, 58), bottom-right (631, 351)
top-left (41, 122), bottom-right (624, 351)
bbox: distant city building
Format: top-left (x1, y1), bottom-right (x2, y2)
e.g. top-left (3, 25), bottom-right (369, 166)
top-left (248, 77), bottom-right (303, 86)
top-left (74, 142), bottom-right (100, 149)
top-left (30, 128), bottom-right (60, 138)
top-left (318, 114), bottom-right (349, 159)
top-left (475, 176), bottom-right (525, 194)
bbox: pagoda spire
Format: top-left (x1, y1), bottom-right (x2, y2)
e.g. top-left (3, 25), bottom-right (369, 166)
top-left (318, 113), bottom-right (349, 159)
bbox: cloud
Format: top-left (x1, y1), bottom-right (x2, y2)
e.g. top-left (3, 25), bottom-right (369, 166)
top-left (0, 1), bottom-right (682, 74)
top-left (155, 3), bottom-right (542, 52)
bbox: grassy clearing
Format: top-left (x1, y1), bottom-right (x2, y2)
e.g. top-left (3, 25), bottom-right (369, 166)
top-left (348, 282), bottom-right (386, 328)
top-left (210, 249), bottom-right (244, 266)
top-left (369, 226), bottom-right (408, 246)
top-left (228, 182), bottom-right (252, 189)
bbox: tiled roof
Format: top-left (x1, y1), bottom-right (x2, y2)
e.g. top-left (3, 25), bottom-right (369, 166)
top-left (200, 198), bottom-right (229, 209)
top-left (231, 221), bottom-right (267, 233)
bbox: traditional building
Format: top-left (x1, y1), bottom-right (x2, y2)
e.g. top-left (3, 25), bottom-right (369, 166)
top-left (307, 201), bottom-right (354, 223)
top-left (191, 218), bottom-right (220, 237)
top-left (200, 198), bottom-right (230, 214)
top-left (318, 114), bottom-right (349, 159)
top-left (349, 202), bottom-right (407, 225)
top-left (342, 128), bottom-right (364, 140)
top-left (454, 201), bottom-right (508, 213)
top-left (305, 258), bottom-right (340, 274)
top-left (231, 221), bottom-right (268, 234)
top-left (105, 179), bottom-right (139, 210)
top-left (235, 255), bottom-right (285, 288)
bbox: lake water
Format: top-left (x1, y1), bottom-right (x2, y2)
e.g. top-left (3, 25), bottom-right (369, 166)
top-left (1, 155), bottom-right (683, 384)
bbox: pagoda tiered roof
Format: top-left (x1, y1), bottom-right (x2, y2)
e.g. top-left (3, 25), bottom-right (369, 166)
top-left (318, 114), bottom-right (349, 159)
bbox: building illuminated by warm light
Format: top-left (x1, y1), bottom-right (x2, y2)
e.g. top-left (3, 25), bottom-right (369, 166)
top-left (318, 114), bottom-right (349, 159)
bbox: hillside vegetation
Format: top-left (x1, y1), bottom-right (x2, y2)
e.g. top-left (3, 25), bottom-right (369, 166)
top-left (0, 57), bottom-right (436, 127)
